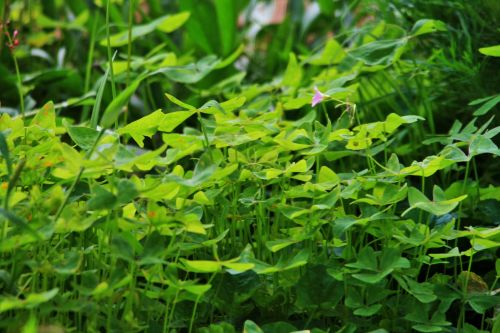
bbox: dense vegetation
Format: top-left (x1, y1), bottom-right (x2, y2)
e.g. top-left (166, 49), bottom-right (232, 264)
top-left (0, 1), bottom-right (499, 332)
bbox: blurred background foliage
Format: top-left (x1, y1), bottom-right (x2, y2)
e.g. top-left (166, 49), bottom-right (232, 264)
top-left (1, 0), bottom-right (498, 116)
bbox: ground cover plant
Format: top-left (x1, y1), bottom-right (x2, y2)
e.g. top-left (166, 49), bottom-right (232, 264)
top-left (0, 0), bottom-right (499, 332)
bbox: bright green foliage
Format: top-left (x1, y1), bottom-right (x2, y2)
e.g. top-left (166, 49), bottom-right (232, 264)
top-left (479, 45), bottom-right (500, 57)
top-left (100, 12), bottom-right (190, 47)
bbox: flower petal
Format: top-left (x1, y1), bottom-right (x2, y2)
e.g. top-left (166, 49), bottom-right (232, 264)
top-left (312, 87), bottom-right (324, 107)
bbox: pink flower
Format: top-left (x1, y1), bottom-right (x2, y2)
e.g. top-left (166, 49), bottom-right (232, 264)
top-left (312, 86), bottom-right (325, 107)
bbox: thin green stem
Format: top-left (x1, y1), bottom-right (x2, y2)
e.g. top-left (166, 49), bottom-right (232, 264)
top-left (54, 129), bottom-right (105, 222)
top-left (188, 272), bottom-right (217, 333)
top-left (454, 159), bottom-right (471, 277)
top-left (105, 0), bottom-right (117, 99)
top-left (3, 23), bottom-right (25, 118)
top-left (123, 0), bottom-right (135, 128)
top-left (126, 0), bottom-right (134, 85)
top-left (81, 12), bottom-right (99, 122)
top-left (1, 158), bottom-right (26, 241)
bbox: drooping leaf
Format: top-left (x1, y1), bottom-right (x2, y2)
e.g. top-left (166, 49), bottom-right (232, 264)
top-left (303, 38), bottom-right (346, 65)
top-left (479, 45), bottom-right (500, 57)
top-left (158, 111), bottom-right (197, 133)
top-left (180, 259), bottom-right (222, 273)
top-left (0, 289), bottom-right (59, 313)
top-left (471, 94), bottom-right (500, 116)
top-left (282, 53), bottom-right (302, 89)
top-left (101, 75), bottom-right (145, 127)
top-left (155, 55), bottom-right (221, 83)
top-left (100, 12), bottom-right (190, 47)
top-left (349, 39), bottom-right (407, 66)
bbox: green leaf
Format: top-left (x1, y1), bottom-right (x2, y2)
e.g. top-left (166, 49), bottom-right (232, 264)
top-left (479, 45), bottom-right (500, 57)
top-left (243, 320), bottom-right (264, 333)
top-left (101, 75), bottom-right (145, 127)
top-left (87, 186), bottom-right (117, 210)
top-left (266, 238), bottom-right (300, 252)
top-left (403, 186), bottom-right (467, 216)
top-left (286, 160), bottom-right (308, 174)
top-left (222, 262), bottom-right (255, 273)
top-left (111, 232), bottom-right (142, 261)
top-left (158, 110), bottom-right (197, 133)
top-left (303, 38), bottom-right (346, 65)
top-left (462, 323), bottom-right (489, 333)
top-left (156, 12), bottom-right (191, 33)
top-left (214, 0), bottom-right (236, 56)
top-left (469, 135), bottom-right (499, 157)
top-left (90, 60), bottom-right (112, 129)
top-left (101, 12), bottom-right (190, 47)
top-left (295, 265), bottom-right (343, 310)
top-left (21, 315), bottom-right (37, 333)
top-left (403, 278), bottom-right (437, 303)
top-left (282, 53), bottom-right (302, 89)
top-left (261, 322), bottom-right (297, 333)
top-left (352, 271), bottom-right (393, 284)
top-left (165, 93), bottom-right (196, 110)
top-left (31, 101), bottom-right (56, 130)
top-left (429, 247), bottom-right (461, 259)
top-left (349, 248), bottom-right (410, 284)
top-left (318, 166), bottom-right (340, 187)
top-left (354, 183), bottom-right (407, 206)
top-left (116, 179), bottom-right (138, 205)
top-left (347, 246), bottom-right (378, 271)
top-left (411, 324), bottom-right (445, 332)
top-left (117, 110), bottom-right (166, 147)
top-left (155, 55), bottom-right (220, 83)
top-left (470, 238), bottom-right (500, 251)
top-left (180, 259), bottom-right (222, 273)
top-left (180, 0), bottom-right (217, 54)
top-left (215, 44), bottom-right (245, 69)
top-left (0, 208), bottom-right (41, 241)
top-left (354, 304), bottom-right (382, 316)
top-left (379, 247), bottom-right (411, 271)
top-left (472, 94), bottom-right (500, 116)
top-left (349, 39), bottom-right (407, 66)
top-left (67, 126), bottom-right (100, 150)
top-left (410, 19), bottom-right (447, 37)
top-left (0, 289), bottom-right (59, 313)
top-left (467, 294), bottom-right (500, 314)
top-left (52, 250), bottom-right (82, 275)
top-left (0, 131), bottom-right (12, 176)
top-left (400, 155), bottom-right (456, 177)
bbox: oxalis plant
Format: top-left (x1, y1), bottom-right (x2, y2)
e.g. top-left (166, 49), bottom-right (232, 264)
top-left (0, 2), bottom-right (499, 333)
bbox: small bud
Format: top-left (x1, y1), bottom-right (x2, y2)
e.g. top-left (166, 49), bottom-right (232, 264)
top-left (12, 30), bottom-right (18, 38)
